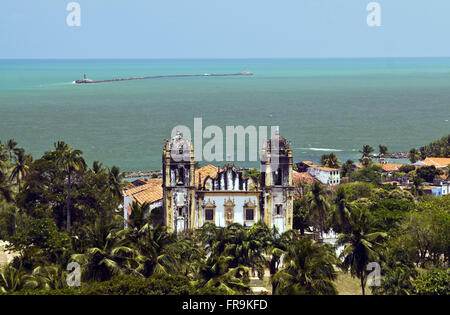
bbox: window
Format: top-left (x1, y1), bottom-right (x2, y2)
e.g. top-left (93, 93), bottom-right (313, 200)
top-left (205, 209), bottom-right (214, 221)
top-left (245, 208), bottom-right (254, 221)
top-left (178, 207), bottom-right (183, 217)
top-left (204, 201), bottom-right (216, 223)
top-left (176, 168), bottom-right (185, 185)
top-left (274, 168), bottom-right (283, 185)
top-left (276, 204), bottom-right (282, 216)
top-left (244, 200), bottom-right (257, 223)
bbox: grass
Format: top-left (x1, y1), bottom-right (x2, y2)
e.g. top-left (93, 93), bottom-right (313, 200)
top-left (259, 269), bottom-right (371, 295)
top-left (334, 271), bottom-right (372, 295)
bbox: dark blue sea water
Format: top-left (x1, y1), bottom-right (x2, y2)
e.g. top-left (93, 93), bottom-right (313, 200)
top-left (0, 58), bottom-right (449, 171)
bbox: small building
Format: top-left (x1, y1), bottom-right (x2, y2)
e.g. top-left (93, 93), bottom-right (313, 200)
top-left (422, 186), bottom-right (443, 197)
top-left (414, 157), bottom-right (450, 169)
top-left (379, 163), bottom-right (406, 176)
top-left (123, 178), bottom-right (163, 226)
top-left (296, 161), bottom-right (340, 186)
top-left (355, 162), bottom-right (406, 178)
top-left (432, 177), bottom-right (450, 196)
top-left (306, 164), bottom-right (340, 186)
top-left (292, 171), bottom-right (319, 198)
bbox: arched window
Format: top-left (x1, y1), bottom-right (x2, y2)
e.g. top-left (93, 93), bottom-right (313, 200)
top-left (176, 167), bottom-right (185, 185)
top-left (274, 168), bottom-right (283, 185)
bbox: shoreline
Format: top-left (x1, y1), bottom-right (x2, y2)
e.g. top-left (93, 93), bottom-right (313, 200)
top-left (124, 170), bottom-right (162, 179)
top-left (122, 153), bottom-right (409, 178)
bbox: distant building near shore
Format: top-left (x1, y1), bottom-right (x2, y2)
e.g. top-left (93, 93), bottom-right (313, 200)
top-left (296, 161), bottom-right (340, 186)
top-left (414, 157), bottom-right (450, 169)
top-left (355, 162), bottom-right (406, 178)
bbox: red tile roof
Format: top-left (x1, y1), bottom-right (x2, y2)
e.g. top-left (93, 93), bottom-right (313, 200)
top-left (123, 178), bottom-right (163, 205)
top-left (420, 157), bottom-right (450, 168)
top-left (293, 171), bottom-right (318, 186)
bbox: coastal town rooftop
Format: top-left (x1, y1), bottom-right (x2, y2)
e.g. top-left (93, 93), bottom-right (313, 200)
top-left (123, 178), bottom-right (163, 205)
top-left (355, 163), bottom-right (406, 172)
top-left (414, 157), bottom-right (450, 168)
top-left (293, 171), bottom-right (318, 186)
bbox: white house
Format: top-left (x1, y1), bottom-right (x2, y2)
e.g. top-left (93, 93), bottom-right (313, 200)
top-left (305, 162), bottom-right (340, 186)
top-left (433, 177), bottom-right (450, 196)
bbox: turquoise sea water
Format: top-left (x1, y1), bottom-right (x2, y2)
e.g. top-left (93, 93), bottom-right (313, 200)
top-left (0, 58), bottom-right (449, 171)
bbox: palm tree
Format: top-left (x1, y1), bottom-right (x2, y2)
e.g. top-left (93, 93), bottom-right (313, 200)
top-left (9, 148), bottom-right (32, 192)
top-left (341, 159), bottom-right (356, 178)
top-left (329, 187), bottom-right (351, 234)
top-left (379, 145), bottom-right (389, 157)
top-left (337, 207), bottom-right (386, 295)
top-left (373, 267), bottom-right (416, 295)
top-left (320, 153), bottom-right (340, 169)
top-left (0, 141), bottom-right (8, 164)
top-left (200, 223), bottom-right (234, 255)
top-left (5, 139), bottom-right (18, 161)
top-left (9, 149), bottom-right (32, 230)
top-left (408, 148), bottom-right (420, 164)
top-left (168, 237), bottom-right (203, 277)
top-left (224, 222), bottom-right (269, 278)
top-left (72, 219), bottom-right (140, 282)
top-left (200, 222), bottom-right (268, 278)
top-left (92, 161), bottom-right (106, 174)
top-left (419, 147), bottom-right (427, 160)
top-left (127, 201), bottom-right (150, 230)
top-left (107, 165), bottom-right (124, 202)
top-left (293, 198), bottom-right (310, 235)
top-left (198, 222), bottom-right (271, 283)
top-left (272, 238), bottom-right (338, 295)
top-left (53, 141), bottom-right (86, 233)
top-left (371, 245), bottom-right (418, 295)
top-left (411, 175), bottom-right (424, 197)
top-left (195, 254), bottom-right (250, 294)
top-left (305, 182), bottom-right (330, 239)
top-left (0, 170), bottom-right (13, 203)
top-left (267, 227), bottom-right (298, 293)
top-left (360, 145), bottom-right (374, 159)
top-left (131, 224), bottom-right (179, 277)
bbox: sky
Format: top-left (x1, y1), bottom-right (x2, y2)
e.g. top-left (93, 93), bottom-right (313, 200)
top-left (1, 0), bottom-right (450, 59)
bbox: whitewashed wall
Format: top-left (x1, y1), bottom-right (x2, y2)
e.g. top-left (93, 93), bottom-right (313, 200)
top-left (202, 195), bottom-right (259, 228)
top-left (307, 168), bottom-right (340, 185)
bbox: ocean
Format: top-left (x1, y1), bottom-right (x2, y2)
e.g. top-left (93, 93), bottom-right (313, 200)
top-left (0, 58), bottom-right (449, 172)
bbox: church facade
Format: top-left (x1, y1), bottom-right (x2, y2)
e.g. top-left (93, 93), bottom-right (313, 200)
top-left (162, 131), bottom-right (294, 234)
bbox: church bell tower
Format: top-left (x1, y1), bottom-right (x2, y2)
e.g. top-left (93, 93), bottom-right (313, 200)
top-left (260, 128), bottom-right (293, 232)
top-left (162, 131), bottom-right (196, 233)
